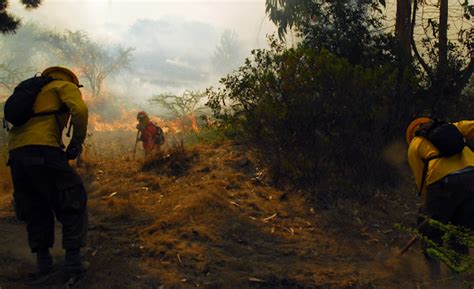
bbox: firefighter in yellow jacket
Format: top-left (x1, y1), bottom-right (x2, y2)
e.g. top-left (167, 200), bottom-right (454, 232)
top-left (7, 66), bottom-right (88, 283)
top-left (406, 117), bottom-right (474, 276)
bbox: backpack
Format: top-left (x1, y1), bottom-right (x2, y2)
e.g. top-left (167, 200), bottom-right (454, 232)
top-left (3, 75), bottom-right (57, 127)
top-left (152, 123), bottom-right (165, 145)
top-left (414, 120), bottom-right (466, 195)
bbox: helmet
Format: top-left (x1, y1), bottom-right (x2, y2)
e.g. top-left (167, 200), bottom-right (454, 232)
top-left (137, 111), bottom-right (148, 121)
top-left (406, 117), bottom-right (432, 145)
top-left (42, 66), bottom-right (80, 86)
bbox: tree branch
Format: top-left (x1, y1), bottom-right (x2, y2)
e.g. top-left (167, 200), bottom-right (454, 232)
top-left (410, 0), bottom-right (435, 82)
top-left (455, 60), bottom-right (474, 93)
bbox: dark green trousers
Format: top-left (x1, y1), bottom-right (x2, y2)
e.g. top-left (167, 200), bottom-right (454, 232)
top-left (8, 145), bottom-right (87, 253)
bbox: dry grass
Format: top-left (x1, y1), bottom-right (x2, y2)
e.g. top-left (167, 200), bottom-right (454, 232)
top-left (0, 131), bottom-right (472, 289)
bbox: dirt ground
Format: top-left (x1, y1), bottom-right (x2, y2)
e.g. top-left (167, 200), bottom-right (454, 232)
top-left (0, 132), bottom-right (472, 289)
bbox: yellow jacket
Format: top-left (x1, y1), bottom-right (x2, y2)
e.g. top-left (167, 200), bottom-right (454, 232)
top-left (8, 80), bottom-right (88, 151)
top-left (407, 121), bottom-right (474, 198)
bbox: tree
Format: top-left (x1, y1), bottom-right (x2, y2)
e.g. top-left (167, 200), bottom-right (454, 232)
top-left (211, 29), bottom-right (245, 75)
top-left (266, 0), bottom-right (473, 116)
top-left (41, 30), bottom-right (133, 98)
top-left (0, 0), bottom-right (42, 34)
top-left (150, 90), bottom-right (207, 132)
top-left (0, 63), bottom-right (31, 92)
top-left (395, 0), bottom-right (412, 67)
top-left (265, 0), bottom-right (395, 67)
top-left (0, 23), bottom-right (51, 71)
top-left (408, 0), bottom-right (473, 116)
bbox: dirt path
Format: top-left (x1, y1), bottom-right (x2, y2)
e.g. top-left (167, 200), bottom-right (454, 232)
top-left (0, 141), bottom-right (472, 289)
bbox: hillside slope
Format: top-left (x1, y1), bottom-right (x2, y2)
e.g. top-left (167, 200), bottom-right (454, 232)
top-left (0, 140), bottom-right (471, 289)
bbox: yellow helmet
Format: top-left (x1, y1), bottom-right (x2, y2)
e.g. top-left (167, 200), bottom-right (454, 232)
top-left (406, 117), bottom-right (432, 145)
top-left (42, 66), bottom-right (81, 86)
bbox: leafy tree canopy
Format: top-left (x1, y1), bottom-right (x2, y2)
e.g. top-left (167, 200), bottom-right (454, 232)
top-left (0, 0), bottom-right (42, 34)
top-left (265, 0), bottom-right (395, 67)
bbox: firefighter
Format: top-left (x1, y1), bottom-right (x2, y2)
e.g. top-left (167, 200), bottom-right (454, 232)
top-left (7, 66), bottom-right (89, 283)
top-left (135, 111), bottom-right (165, 158)
top-left (406, 117), bottom-right (474, 276)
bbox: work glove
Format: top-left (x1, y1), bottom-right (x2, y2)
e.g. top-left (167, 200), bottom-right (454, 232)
top-left (65, 144), bottom-right (82, 160)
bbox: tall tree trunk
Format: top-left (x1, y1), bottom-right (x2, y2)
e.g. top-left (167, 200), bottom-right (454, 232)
top-left (394, 0), bottom-right (413, 121)
top-left (396, 0), bottom-right (412, 66)
top-left (438, 0), bottom-right (448, 79)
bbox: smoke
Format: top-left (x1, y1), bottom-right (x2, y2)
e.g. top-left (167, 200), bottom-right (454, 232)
top-left (100, 17), bottom-right (250, 104)
top-left (382, 140), bottom-right (409, 171)
top-left (3, 1), bottom-right (277, 119)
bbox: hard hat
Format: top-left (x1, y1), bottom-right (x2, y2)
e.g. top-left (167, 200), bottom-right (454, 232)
top-left (406, 117), bottom-right (432, 145)
top-left (137, 111), bottom-right (148, 120)
top-left (42, 66), bottom-right (80, 86)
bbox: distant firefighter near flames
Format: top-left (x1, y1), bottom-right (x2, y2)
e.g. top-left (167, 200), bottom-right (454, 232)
top-left (133, 111), bottom-right (165, 160)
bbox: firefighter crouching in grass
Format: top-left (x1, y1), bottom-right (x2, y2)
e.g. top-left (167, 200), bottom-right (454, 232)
top-left (6, 66), bottom-right (89, 284)
top-left (135, 111), bottom-right (165, 160)
top-left (406, 117), bottom-right (474, 277)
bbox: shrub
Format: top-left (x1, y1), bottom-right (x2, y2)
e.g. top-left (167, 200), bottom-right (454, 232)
top-left (396, 220), bottom-right (474, 274)
top-left (207, 38), bottom-right (421, 197)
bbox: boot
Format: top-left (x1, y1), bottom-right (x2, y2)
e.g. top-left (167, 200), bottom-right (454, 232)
top-left (63, 248), bottom-right (88, 279)
top-left (24, 248), bottom-right (56, 285)
top-left (37, 248), bottom-right (53, 273)
top-left (426, 258), bottom-right (441, 280)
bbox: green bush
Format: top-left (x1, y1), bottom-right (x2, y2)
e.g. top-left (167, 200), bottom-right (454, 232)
top-left (396, 220), bottom-right (474, 274)
top-left (207, 39), bottom-right (421, 197)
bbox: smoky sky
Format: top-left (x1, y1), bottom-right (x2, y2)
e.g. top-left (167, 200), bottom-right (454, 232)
top-left (125, 18), bottom-right (218, 88)
top-left (8, 1), bottom-right (277, 102)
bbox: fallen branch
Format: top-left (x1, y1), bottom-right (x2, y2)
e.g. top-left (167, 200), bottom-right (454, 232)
top-left (249, 277), bottom-right (265, 283)
top-left (262, 213), bottom-right (277, 222)
top-left (177, 254), bottom-right (184, 267)
top-left (101, 192), bottom-right (118, 199)
top-left (399, 236), bottom-right (418, 255)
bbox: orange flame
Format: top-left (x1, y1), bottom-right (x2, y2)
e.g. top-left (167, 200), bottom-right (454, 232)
top-left (81, 92), bottom-right (199, 133)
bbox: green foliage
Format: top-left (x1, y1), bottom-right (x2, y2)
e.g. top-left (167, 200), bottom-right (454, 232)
top-left (266, 0), bottom-right (473, 118)
top-left (414, 12), bottom-right (473, 118)
top-left (149, 90), bottom-right (208, 131)
top-left (0, 0), bottom-right (42, 34)
top-left (265, 0), bottom-right (313, 40)
top-left (265, 0), bottom-right (395, 67)
top-left (396, 220), bottom-right (474, 274)
top-left (207, 38), bottom-right (420, 193)
top-left (458, 77), bottom-right (474, 119)
top-left (182, 127), bottom-right (228, 147)
top-left (150, 90), bottom-right (206, 118)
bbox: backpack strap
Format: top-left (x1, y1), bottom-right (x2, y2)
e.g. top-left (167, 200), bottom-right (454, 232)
top-left (418, 155), bottom-right (441, 196)
top-left (3, 118), bottom-right (10, 132)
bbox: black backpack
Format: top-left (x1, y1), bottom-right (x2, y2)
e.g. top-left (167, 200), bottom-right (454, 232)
top-left (152, 123), bottom-right (165, 145)
top-left (414, 120), bottom-right (466, 195)
top-left (3, 75), bottom-right (57, 127)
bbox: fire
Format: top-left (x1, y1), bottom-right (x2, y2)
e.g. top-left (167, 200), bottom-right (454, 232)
top-left (189, 114), bottom-right (199, 131)
top-left (87, 109), bottom-right (188, 134)
top-left (81, 92), bottom-right (199, 133)
top-left (88, 113), bottom-right (136, 132)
